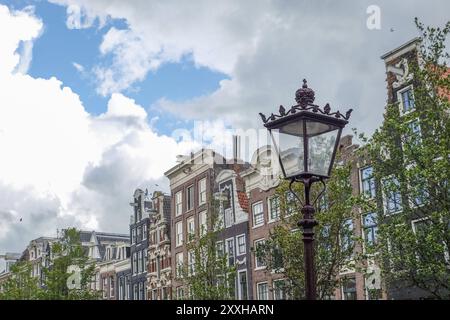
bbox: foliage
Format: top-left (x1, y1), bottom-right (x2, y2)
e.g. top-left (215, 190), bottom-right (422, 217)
top-left (176, 199), bottom-right (237, 300)
top-left (361, 19), bottom-right (450, 299)
top-left (0, 228), bottom-right (100, 300)
top-left (0, 261), bottom-right (42, 300)
top-left (256, 163), bottom-right (364, 299)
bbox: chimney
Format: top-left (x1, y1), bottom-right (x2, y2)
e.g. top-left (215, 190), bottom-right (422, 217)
top-left (232, 135), bottom-right (241, 163)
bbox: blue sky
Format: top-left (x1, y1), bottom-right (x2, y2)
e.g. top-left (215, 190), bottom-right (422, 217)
top-left (1, 0), bottom-right (228, 135)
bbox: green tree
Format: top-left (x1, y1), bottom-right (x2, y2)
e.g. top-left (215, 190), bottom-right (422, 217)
top-left (40, 228), bottom-right (100, 300)
top-left (256, 163), bottom-right (364, 299)
top-left (0, 261), bottom-right (42, 300)
top-left (176, 199), bottom-right (237, 300)
top-left (361, 19), bottom-right (450, 299)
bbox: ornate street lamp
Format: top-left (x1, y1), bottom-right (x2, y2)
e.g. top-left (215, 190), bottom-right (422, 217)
top-left (259, 79), bottom-right (352, 300)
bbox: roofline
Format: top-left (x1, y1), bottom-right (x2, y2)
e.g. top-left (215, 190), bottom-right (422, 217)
top-left (164, 148), bottom-right (224, 177)
top-left (380, 37), bottom-right (421, 60)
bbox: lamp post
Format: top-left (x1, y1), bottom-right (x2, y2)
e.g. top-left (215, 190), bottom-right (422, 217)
top-left (259, 79), bottom-right (352, 300)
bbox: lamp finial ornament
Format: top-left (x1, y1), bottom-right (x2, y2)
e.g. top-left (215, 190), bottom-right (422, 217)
top-left (295, 78), bottom-right (315, 105)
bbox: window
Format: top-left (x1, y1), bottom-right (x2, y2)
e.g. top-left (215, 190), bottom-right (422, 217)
top-left (361, 167), bottom-right (376, 198)
top-left (133, 284), bottom-right (138, 300)
top-left (151, 289), bottom-right (157, 300)
top-left (187, 217), bottom-right (195, 242)
top-left (268, 196), bottom-right (280, 221)
top-left (143, 249), bottom-right (147, 272)
top-left (384, 176), bottom-right (402, 214)
top-left (143, 224), bottom-right (147, 240)
top-left (273, 279), bottom-right (289, 300)
top-left (237, 234), bottom-right (246, 255)
top-left (226, 238), bottom-right (235, 266)
top-left (254, 239), bottom-right (266, 269)
top-left (342, 277), bottom-right (357, 300)
top-left (285, 191), bottom-right (296, 216)
top-left (138, 250), bottom-right (142, 273)
top-left (340, 218), bottom-right (354, 256)
top-left (175, 252), bottom-right (183, 278)
top-left (188, 250), bottom-right (195, 275)
top-left (175, 221), bottom-right (183, 247)
top-left (103, 277), bottom-right (108, 298)
top-left (139, 282), bottom-right (144, 300)
top-left (137, 226), bottom-right (142, 242)
top-left (238, 271), bottom-right (248, 300)
top-left (132, 252), bottom-right (138, 275)
top-left (224, 208), bottom-right (234, 228)
top-left (257, 282), bottom-right (269, 300)
top-left (252, 202), bottom-right (264, 227)
top-left (131, 228), bottom-right (136, 244)
top-left (317, 194), bottom-right (328, 212)
top-left (216, 241), bottom-right (224, 258)
top-left (175, 191), bottom-right (182, 216)
top-left (363, 212), bottom-right (378, 247)
top-left (110, 276), bottom-right (115, 297)
top-left (199, 178), bottom-right (207, 205)
top-left (404, 120), bottom-right (421, 147)
top-left (186, 185), bottom-right (194, 211)
top-left (199, 211), bottom-right (207, 236)
top-left (176, 287), bottom-right (184, 300)
top-left (400, 87), bottom-right (415, 113)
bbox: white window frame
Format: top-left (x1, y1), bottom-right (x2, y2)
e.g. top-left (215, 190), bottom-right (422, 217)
top-left (237, 234), bottom-right (246, 255)
top-left (382, 175), bottom-right (403, 215)
top-left (198, 178), bottom-right (207, 205)
top-left (268, 196), bottom-right (280, 223)
top-left (175, 191), bottom-right (183, 216)
top-left (188, 250), bottom-right (195, 275)
top-left (225, 237), bottom-right (235, 267)
top-left (175, 221), bottom-right (183, 247)
top-left (237, 270), bottom-right (248, 300)
top-left (254, 238), bottom-right (266, 270)
top-left (186, 185), bottom-right (194, 212)
top-left (187, 216), bottom-right (195, 242)
top-left (175, 252), bottom-right (184, 278)
top-left (199, 210), bottom-right (207, 236)
top-left (256, 282), bottom-right (269, 300)
top-left (359, 166), bottom-right (376, 199)
top-left (397, 84), bottom-right (415, 115)
top-left (273, 279), bottom-right (289, 300)
top-left (252, 202), bottom-right (264, 228)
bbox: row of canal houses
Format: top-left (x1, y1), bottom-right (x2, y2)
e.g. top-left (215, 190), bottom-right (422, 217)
top-left (1, 38), bottom-right (428, 300)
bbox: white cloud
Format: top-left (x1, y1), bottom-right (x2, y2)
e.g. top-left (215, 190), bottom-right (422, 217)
top-left (72, 62), bottom-right (84, 73)
top-left (49, 0), bottom-right (450, 137)
top-left (0, 4), bottom-right (197, 254)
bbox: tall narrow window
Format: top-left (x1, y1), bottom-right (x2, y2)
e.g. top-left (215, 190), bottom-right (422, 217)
top-left (257, 282), bottom-right (268, 300)
top-left (342, 277), bottom-right (357, 300)
top-left (188, 250), bottom-right (195, 275)
top-left (363, 212), bottom-right (378, 247)
top-left (175, 221), bottom-right (183, 247)
top-left (268, 196), bottom-right (280, 221)
top-left (254, 239), bottom-right (266, 268)
top-left (252, 202), bottom-right (264, 227)
top-left (187, 217), bottom-right (195, 242)
top-left (226, 238), bottom-right (235, 266)
top-left (384, 176), bottom-right (402, 214)
top-left (175, 252), bottom-right (183, 278)
top-left (237, 234), bottom-right (246, 255)
top-left (198, 178), bottom-right (207, 205)
top-left (186, 185), bottom-right (194, 211)
top-left (238, 271), bottom-right (248, 300)
top-left (401, 88), bottom-right (415, 112)
top-left (361, 166), bottom-right (376, 198)
top-left (340, 218), bottom-right (354, 256)
top-left (199, 211), bottom-right (207, 236)
top-left (175, 191), bottom-right (182, 216)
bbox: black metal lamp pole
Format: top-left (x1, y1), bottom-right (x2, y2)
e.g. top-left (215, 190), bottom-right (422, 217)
top-left (259, 79), bottom-right (352, 300)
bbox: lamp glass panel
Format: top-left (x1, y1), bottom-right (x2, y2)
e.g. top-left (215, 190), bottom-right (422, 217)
top-left (270, 124), bottom-right (304, 179)
top-left (306, 120), bottom-right (339, 176)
